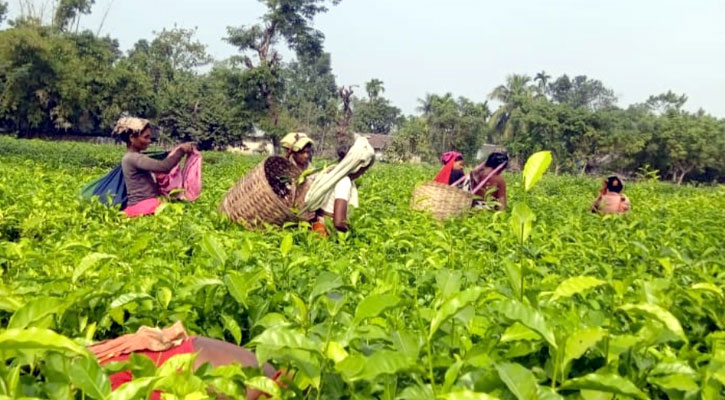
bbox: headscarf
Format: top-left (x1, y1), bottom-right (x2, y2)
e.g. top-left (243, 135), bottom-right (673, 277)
top-left (302, 135), bottom-right (375, 212)
top-left (280, 132), bottom-right (314, 152)
top-left (434, 151), bottom-right (463, 185)
top-left (440, 151), bottom-right (462, 165)
top-left (112, 117), bottom-right (150, 137)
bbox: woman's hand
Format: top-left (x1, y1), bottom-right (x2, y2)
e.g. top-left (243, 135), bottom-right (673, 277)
top-left (599, 180), bottom-right (607, 196)
top-left (179, 142), bottom-right (196, 154)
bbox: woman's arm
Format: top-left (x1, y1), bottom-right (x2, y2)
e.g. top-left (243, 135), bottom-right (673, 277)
top-left (591, 194), bottom-right (602, 212)
top-left (333, 199), bottom-right (348, 232)
top-left (496, 178), bottom-right (507, 210)
top-left (128, 151), bottom-right (185, 173)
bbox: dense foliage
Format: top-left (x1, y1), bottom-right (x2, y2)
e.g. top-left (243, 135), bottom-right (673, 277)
top-left (2, 3), bottom-right (725, 182)
top-left (1, 137), bottom-right (723, 399)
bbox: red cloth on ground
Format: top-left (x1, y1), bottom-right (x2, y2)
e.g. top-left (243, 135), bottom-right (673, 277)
top-left (102, 338), bottom-right (196, 400)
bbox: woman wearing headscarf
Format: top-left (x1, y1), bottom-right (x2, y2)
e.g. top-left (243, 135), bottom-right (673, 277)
top-left (434, 151), bottom-right (465, 185)
top-left (280, 132), bottom-right (314, 170)
top-left (591, 176), bottom-right (631, 214)
top-left (302, 135), bottom-right (375, 234)
top-left (112, 116), bottom-right (199, 217)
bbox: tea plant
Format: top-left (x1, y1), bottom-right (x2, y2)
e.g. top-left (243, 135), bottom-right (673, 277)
top-left (0, 136), bottom-right (723, 399)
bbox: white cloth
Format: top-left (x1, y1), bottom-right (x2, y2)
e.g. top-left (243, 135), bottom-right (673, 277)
top-left (321, 177), bottom-right (359, 214)
top-left (302, 135), bottom-right (374, 213)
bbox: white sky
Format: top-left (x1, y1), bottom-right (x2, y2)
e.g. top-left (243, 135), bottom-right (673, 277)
top-left (6, 0), bottom-right (725, 117)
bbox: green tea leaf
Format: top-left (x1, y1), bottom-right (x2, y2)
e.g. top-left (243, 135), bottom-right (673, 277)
top-left (619, 303), bottom-right (687, 342)
top-left (109, 292), bottom-right (152, 309)
top-left (439, 390), bottom-right (501, 400)
top-left (430, 287), bottom-right (485, 338)
top-left (563, 328), bottom-right (606, 366)
top-left (498, 299), bottom-right (557, 348)
top-left (309, 272), bottom-right (344, 302)
top-left (245, 376), bottom-right (281, 399)
top-left (72, 252), bottom-right (116, 283)
top-left (551, 276), bottom-right (606, 302)
top-left (108, 377), bottom-right (158, 400)
top-left (201, 234), bottom-right (227, 266)
top-left (8, 297), bottom-right (65, 329)
top-left (510, 203), bottom-right (536, 243)
top-left (68, 356), bottom-right (111, 400)
top-left (222, 314), bottom-right (242, 345)
top-left (280, 233), bottom-right (293, 257)
top-left (354, 293), bottom-right (402, 324)
top-left (251, 327), bottom-right (319, 353)
top-left (336, 350), bottom-right (413, 381)
top-left (561, 373), bottom-right (647, 400)
top-left (523, 151), bottom-right (552, 192)
top-left (0, 328), bottom-right (90, 356)
top-left (496, 362), bottom-right (538, 400)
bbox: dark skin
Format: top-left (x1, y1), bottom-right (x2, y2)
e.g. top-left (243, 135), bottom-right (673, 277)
top-left (332, 162), bottom-right (373, 231)
top-left (192, 337), bottom-right (279, 400)
top-left (288, 144), bottom-right (312, 170)
top-left (128, 127), bottom-right (194, 154)
top-left (471, 166), bottom-right (507, 210)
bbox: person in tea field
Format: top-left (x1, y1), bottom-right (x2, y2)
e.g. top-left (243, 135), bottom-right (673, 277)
top-left (591, 175), bottom-right (631, 214)
top-left (280, 132), bottom-right (314, 170)
top-left (434, 151), bottom-right (466, 186)
top-left (112, 117), bottom-right (200, 217)
top-left (466, 152), bottom-right (509, 210)
top-left (88, 322), bottom-right (284, 400)
top-left (303, 135), bottom-right (375, 234)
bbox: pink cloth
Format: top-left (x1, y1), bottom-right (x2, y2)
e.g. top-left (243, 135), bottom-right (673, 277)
top-left (440, 151), bottom-right (462, 165)
top-left (123, 197), bottom-right (162, 217)
top-left (155, 148), bottom-right (203, 201)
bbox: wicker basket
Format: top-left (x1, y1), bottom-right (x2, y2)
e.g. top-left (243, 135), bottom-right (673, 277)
top-left (410, 181), bottom-right (473, 220)
top-left (219, 156), bottom-right (302, 227)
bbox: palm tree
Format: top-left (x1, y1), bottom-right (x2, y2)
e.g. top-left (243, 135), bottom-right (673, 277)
top-left (488, 74), bottom-right (534, 140)
top-left (534, 70), bottom-right (551, 98)
top-left (365, 79), bottom-right (384, 100)
top-left (417, 93), bottom-right (436, 116)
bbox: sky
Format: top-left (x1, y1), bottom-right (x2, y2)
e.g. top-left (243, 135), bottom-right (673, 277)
top-left (6, 0), bottom-right (725, 117)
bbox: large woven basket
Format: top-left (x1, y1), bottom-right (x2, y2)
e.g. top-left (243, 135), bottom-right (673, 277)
top-left (219, 156), bottom-right (302, 227)
top-left (410, 181), bottom-right (473, 220)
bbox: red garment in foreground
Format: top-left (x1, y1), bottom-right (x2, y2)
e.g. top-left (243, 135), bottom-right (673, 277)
top-left (101, 338), bottom-right (196, 400)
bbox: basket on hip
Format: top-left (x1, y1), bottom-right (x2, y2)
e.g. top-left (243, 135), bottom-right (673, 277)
top-left (219, 156), bottom-right (302, 228)
top-left (410, 181), bottom-right (473, 220)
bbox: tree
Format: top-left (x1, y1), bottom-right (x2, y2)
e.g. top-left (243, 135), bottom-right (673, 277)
top-left (548, 74), bottom-right (617, 110)
top-left (386, 117), bottom-right (434, 162)
top-left (365, 78), bottom-right (384, 100)
top-left (651, 110), bottom-right (723, 184)
top-left (54, 0), bottom-right (95, 31)
top-left (644, 91), bottom-right (688, 115)
top-left (0, 2), bottom-right (8, 25)
top-left (422, 94), bottom-right (490, 159)
top-left (350, 97), bottom-right (401, 134)
top-left (534, 70), bottom-right (550, 98)
top-left (488, 74), bottom-right (534, 141)
top-left (351, 79), bottom-right (401, 134)
top-left (225, 0), bottom-right (341, 147)
top-left (281, 52), bottom-right (339, 149)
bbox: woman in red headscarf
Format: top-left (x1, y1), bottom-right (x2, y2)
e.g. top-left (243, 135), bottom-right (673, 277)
top-left (434, 151), bottom-right (465, 186)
